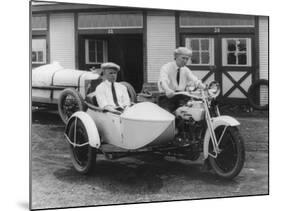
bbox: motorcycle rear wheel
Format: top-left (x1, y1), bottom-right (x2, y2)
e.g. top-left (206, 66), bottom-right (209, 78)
top-left (208, 126), bottom-right (245, 179)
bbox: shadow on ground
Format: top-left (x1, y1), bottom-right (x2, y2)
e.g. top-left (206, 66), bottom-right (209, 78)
top-left (32, 108), bottom-right (63, 125)
top-left (53, 154), bottom-right (238, 195)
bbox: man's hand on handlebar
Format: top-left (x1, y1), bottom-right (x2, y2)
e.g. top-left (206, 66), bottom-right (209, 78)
top-left (185, 82), bottom-right (206, 92)
top-left (197, 82), bottom-right (206, 90)
top-left (166, 90), bottom-right (175, 98)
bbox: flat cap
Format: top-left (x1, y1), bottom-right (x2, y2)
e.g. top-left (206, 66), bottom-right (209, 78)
top-left (101, 62), bottom-right (120, 71)
top-left (174, 47), bottom-right (192, 57)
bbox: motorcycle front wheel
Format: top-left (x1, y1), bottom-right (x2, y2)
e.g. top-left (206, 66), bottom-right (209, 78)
top-left (208, 126), bottom-right (245, 179)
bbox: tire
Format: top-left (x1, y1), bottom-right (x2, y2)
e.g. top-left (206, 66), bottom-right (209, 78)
top-left (67, 118), bottom-right (96, 174)
top-left (58, 88), bottom-right (86, 124)
top-left (247, 79), bottom-right (269, 110)
top-left (208, 126), bottom-right (245, 179)
top-left (120, 81), bottom-right (137, 103)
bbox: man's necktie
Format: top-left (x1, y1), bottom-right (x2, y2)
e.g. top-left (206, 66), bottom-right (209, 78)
top-left (176, 68), bottom-right (181, 86)
top-left (111, 82), bottom-right (119, 107)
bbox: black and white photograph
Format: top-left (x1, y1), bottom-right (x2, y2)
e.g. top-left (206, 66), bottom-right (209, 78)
top-left (29, 0), bottom-right (270, 210)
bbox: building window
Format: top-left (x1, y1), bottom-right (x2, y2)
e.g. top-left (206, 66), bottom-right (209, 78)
top-left (85, 39), bottom-right (108, 64)
top-left (32, 14), bottom-right (47, 30)
top-left (185, 38), bottom-right (214, 65)
top-left (32, 38), bottom-right (46, 64)
top-left (222, 38), bottom-right (252, 66)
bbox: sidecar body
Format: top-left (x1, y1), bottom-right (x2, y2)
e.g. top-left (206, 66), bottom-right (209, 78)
top-left (66, 101), bottom-right (175, 150)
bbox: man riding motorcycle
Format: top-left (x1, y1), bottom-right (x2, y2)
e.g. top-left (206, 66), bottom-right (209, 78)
top-left (158, 47), bottom-right (205, 112)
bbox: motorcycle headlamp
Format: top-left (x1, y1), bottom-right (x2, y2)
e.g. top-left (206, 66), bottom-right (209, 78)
top-left (208, 81), bottom-right (221, 98)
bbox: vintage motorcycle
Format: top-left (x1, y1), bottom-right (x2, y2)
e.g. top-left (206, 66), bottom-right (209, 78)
top-left (164, 81), bottom-right (245, 178)
top-left (64, 80), bottom-right (245, 179)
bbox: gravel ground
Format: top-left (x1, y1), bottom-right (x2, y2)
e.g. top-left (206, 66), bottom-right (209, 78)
top-left (31, 109), bottom-right (269, 210)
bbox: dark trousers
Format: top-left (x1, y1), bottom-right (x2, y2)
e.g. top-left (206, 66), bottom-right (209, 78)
top-left (158, 95), bottom-right (190, 113)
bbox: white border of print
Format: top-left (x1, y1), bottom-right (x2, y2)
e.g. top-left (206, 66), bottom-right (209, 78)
top-left (1, 0), bottom-right (278, 211)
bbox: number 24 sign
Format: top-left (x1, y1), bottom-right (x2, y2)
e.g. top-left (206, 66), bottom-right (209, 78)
top-left (107, 29), bottom-right (114, 34)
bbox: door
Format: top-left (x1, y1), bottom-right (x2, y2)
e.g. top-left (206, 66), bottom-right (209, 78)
top-left (78, 34), bottom-right (143, 92)
top-left (182, 34), bottom-right (254, 103)
top-left (107, 34), bottom-right (143, 92)
top-left (218, 35), bottom-right (254, 103)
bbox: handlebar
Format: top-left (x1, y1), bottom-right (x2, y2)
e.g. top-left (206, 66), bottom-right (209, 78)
top-left (173, 90), bottom-right (204, 100)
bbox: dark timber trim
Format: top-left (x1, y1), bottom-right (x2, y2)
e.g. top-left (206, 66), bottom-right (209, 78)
top-left (77, 28), bottom-right (143, 35)
top-left (32, 5), bottom-right (145, 14)
top-left (179, 27), bottom-right (255, 34)
top-left (202, 71), bottom-right (215, 82)
top-left (143, 10), bottom-right (148, 83)
top-left (222, 71), bottom-right (251, 98)
top-left (175, 11), bottom-right (180, 47)
top-left (254, 16), bottom-right (260, 82)
top-left (31, 30), bottom-right (47, 36)
top-left (47, 12), bottom-right (50, 64)
top-left (74, 12), bottom-right (79, 69)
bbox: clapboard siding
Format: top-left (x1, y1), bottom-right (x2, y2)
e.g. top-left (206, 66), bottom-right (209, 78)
top-left (180, 12), bottom-right (255, 27)
top-left (78, 13), bottom-right (143, 29)
top-left (259, 16), bottom-right (269, 80)
top-left (259, 16), bottom-right (269, 105)
top-left (146, 13), bottom-right (176, 82)
top-left (50, 13), bottom-right (75, 69)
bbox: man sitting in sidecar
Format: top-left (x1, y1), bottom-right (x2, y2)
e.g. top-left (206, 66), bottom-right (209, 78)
top-left (87, 62), bottom-right (131, 114)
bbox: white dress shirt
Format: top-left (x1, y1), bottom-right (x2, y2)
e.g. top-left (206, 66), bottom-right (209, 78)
top-left (158, 61), bottom-right (202, 93)
top-left (95, 80), bottom-right (130, 109)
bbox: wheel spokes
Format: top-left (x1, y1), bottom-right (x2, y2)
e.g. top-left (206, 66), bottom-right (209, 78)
top-left (217, 126), bottom-right (228, 146)
top-left (62, 95), bottom-right (80, 118)
top-left (214, 128), bottom-right (238, 172)
top-left (70, 121), bottom-right (89, 167)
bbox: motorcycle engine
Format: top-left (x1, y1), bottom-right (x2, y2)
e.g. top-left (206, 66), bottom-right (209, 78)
top-left (175, 101), bottom-right (205, 121)
top-left (173, 100), bottom-right (206, 148)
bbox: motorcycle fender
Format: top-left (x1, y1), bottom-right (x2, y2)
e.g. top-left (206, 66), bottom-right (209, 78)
top-left (65, 111), bottom-right (100, 148)
top-left (203, 115), bottom-right (240, 159)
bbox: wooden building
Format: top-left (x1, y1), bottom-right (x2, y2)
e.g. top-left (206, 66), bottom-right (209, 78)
top-left (31, 2), bottom-right (268, 104)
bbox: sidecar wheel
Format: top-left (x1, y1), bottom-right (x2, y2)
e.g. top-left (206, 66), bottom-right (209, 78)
top-left (67, 118), bottom-right (96, 174)
top-left (208, 126), bottom-right (245, 179)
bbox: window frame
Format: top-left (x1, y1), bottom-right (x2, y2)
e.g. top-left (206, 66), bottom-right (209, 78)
top-left (184, 37), bottom-right (215, 66)
top-left (85, 39), bottom-right (108, 65)
top-left (222, 37), bottom-right (252, 67)
top-left (32, 37), bottom-right (47, 65)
